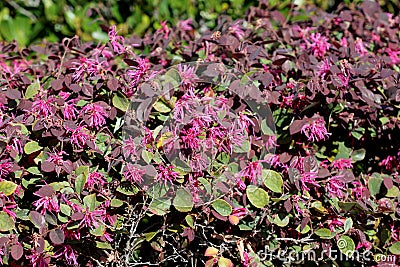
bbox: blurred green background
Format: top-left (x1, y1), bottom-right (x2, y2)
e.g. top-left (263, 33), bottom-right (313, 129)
top-left (0, 0), bottom-right (398, 47)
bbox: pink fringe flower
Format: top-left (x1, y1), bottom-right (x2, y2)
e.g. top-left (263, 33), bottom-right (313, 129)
top-left (332, 158), bottom-right (353, 170)
top-left (178, 19), bottom-right (193, 31)
top-left (63, 101), bottom-right (78, 120)
top-left (69, 126), bottom-right (92, 149)
top-left (33, 195), bottom-right (60, 215)
top-left (156, 164), bottom-right (179, 184)
top-left (82, 103), bottom-right (108, 129)
top-left (0, 161), bottom-right (12, 179)
top-left (123, 163), bottom-right (145, 184)
top-left (237, 161), bottom-right (263, 184)
top-left (355, 38), bottom-right (368, 56)
top-left (327, 176), bottom-right (346, 198)
top-left (306, 33), bottom-right (331, 58)
top-left (317, 58), bottom-right (332, 79)
top-left (86, 171), bottom-right (107, 189)
top-left (301, 117), bottom-right (331, 142)
top-left (229, 21), bottom-right (246, 40)
top-left (178, 64), bottom-right (198, 88)
top-left (108, 25), bottom-right (125, 54)
top-left (32, 97), bottom-right (54, 117)
top-left (54, 245), bottom-right (78, 266)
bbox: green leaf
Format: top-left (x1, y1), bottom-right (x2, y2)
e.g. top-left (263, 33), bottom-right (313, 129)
top-left (15, 209), bottom-right (29, 221)
top-left (296, 224), bottom-right (311, 234)
top-left (77, 99), bottom-right (87, 107)
top-left (153, 100), bottom-right (172, 113)
top-left (24, 141), bottom-right (42, 154)
top-left (141, 150), bottom-right (154, 164)
top-left (212, 199), bottom-right (232, 216)
top-left (337, 235), bottom-right (355, 255)
top-left (144, 231), bottom-right (159, 242)
top-left (311, 201), bottom-right (328, 214)
top-left (379, 117), bottom-right (390, 125)
top-left (351, 127), bottom-right (365, 140)
top-left (83, 194), bottom-right (96, 212)
top-left (27, 167), bottom-right (41, 175)
top-left (90, 224), bottom-right (105, 236)
top-left (338, 201), bottom-right (364, 213)
top-left (262, 170), bottom-right (283, 193)
top-left (334, 142), bottom-right (351, 160)
top-left (368, 177), bottom-right (383, 197)
top-left (173, 189), bottom-right (193, 212)
top-left (198, 178), bottom-right (212, 195)
top-left (96, 241), bottom-right (112, 250)
top-left (112, 93), bottom-right (130, 112)
top-left (344, 218), bottom-right (353, 234)
top-left (233, 140), bottom-right (250, 153)
top-left (246, 185), bottom-right (269, 208)
top-left (0, 181), bottom-right (18, 196)
top-left (386, 186), bottom-right (400, 197)
top-left (261, 119), bottom-right (274, 136)
top-left (148, 198), bottom-right (170, 216)
top-left (26, 80), bottom-right (40, 99)
top-left (218, 257), bottom-right (233, 267)
top-left (0, 211), bottom-right (15, 232)
top-left (351, 149), bottom-right (366, 162)
top-left (185, 215), bottom-right (195, 229)
top-left (116, 185), bottom-right (139, 196)
top-left (60, 203), bottom-right (72, 216)
top-left (164, 68), bottom-right (181, 87)
top-left (110, 199), bottom-right (124, 208)
top-left (315, 228), bottom-right (334, 239)
top-left (75, 174), bottom-right (87, 195)
top-left (268, 213), bottom-right (289, 227)
top-left (388, 242), bottom-right (400, 255)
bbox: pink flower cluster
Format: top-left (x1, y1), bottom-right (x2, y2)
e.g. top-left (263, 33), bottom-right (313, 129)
top-left (301, 117), bottom-right (331, 142)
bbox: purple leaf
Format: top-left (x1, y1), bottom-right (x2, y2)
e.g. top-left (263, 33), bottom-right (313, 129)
top-left (51, 79), bottom-right (64, 91)
top-left (29, 211), bottom-right (46, 229)
top-left (11, 244), bottom-right (23, 260)
top-left (35, 185), bottom-right (54, 197)
top-left (49, 229), bottom-right (65, 245)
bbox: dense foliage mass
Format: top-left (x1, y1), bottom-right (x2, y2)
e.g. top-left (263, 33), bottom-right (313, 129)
top-left (0, 0), bottom-right (399, 46)
top-left (0, 1), bottom-right (399, 266)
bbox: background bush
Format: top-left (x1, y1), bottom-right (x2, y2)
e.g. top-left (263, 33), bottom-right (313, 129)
top-left (0, 0), bottom-right (399, 46)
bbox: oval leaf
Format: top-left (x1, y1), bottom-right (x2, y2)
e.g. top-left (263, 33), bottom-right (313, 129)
top-left (49, 229), bottom-right (65, 245)
top-left (262, 170), bottom-right (283, 193)
top-left (24, 141), bottom-right (43, 154)
top-left (0, 211), bottom-right (15, 232)
top-left (29, 211), bottom-right (45, 229)
top-left (212, 199), bottom-right (232, 217)
top-left (205, 247), bottom-right (219, 257)
top-left (112, 93), bottom-right (129, 112)
top-left (388, 242), bottom-right (400, 255)
top-left (173, 188), bottom-right (193, 212)
top-left (246, 185), bottom-right (269, 208)
top-left (11, 244), bottom-right (23, 260)
top-left (0, 181), bottom-right (18, 196)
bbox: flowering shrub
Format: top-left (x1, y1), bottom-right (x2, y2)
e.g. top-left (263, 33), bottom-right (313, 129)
top-left (0, 1), bottom-right (399, 266)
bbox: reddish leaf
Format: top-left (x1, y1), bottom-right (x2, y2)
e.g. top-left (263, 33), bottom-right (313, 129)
top-left (71, 212), bottom-right (84, 221)
top-left (29, 211), bottom-right (46, 229)
top-left (35, 185), bottom-right (54, 197)
top-left (11, 244), bottom-right (23, 260)
top-left (49, 229), bottom-right (65, 245)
